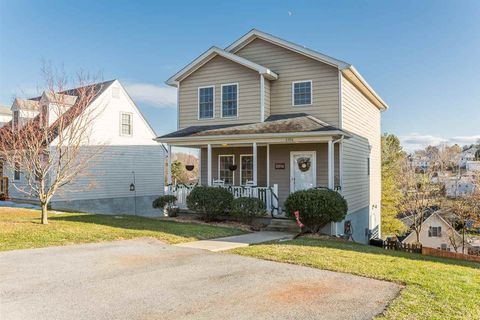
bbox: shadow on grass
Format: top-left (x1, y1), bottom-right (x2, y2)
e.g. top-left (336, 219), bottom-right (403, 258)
top-left (49, 213), bottom-right (245, 239)
top-left (265, 237), bottom-right (480, 270)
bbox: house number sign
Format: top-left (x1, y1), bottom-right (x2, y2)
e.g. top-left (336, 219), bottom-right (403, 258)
top-left (275, 163), bottom-right (286, 170)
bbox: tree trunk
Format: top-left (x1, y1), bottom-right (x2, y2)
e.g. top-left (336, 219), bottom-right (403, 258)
top-left (41, 202), bottom-right (48, 225)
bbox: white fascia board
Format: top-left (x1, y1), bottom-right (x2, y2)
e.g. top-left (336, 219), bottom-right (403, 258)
top-left (226, 29), bottom-right (351, 69)
top-left (166, 46), bottom-right (278, 87)
top-left (156, 130), bottom-right (350, 144)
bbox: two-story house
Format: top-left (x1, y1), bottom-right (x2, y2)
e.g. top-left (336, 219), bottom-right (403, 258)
top-left (157, 30), bottom-right (388, 243)
top-left (0, 106), bottom-right (12, 128)
top-left (1, 80), bottom-right (165, 215)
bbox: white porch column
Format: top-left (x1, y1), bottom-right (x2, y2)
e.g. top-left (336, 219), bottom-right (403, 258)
top-left (198, 147), bottom-right (202, 185)
top-left (167, 145), bottom-right (172, 186)
top-left (253, 142), bottom-right (258, 185)
top-left (328, 140), bottom-right (334, 189)
top-left (266, 144), bottom-right (270, 187)
top-left (207, 144), bottom-right (212, 186)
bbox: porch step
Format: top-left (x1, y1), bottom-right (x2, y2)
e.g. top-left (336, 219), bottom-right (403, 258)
top-left (265, 219), bottom-right (301, 233)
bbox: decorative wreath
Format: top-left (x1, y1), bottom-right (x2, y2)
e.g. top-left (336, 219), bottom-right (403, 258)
top-left (297, 157), bottom-right (311, 172)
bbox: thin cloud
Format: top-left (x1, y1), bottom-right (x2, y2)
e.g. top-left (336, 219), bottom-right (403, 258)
top-left (400, 133), bottom-right (480, 152)
top-left (125, 82), bottom-right (177, 109)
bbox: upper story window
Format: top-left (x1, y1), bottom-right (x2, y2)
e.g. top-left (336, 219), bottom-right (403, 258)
top-left (221, 84), bottom-right (238, 118)
top-left (120, 112), bottom-right (133, 136)
top-left (198, 86), bottom-right (214, 119)
top-left (292, 80), bottom-right (312, 106)
top-left (13, 111), bottom-right (19, 129)
top-left (428, 226), bottom-right (442, 237)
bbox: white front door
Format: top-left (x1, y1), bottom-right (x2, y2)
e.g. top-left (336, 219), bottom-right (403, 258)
top-left (290, 151), bottom-right (316, 192)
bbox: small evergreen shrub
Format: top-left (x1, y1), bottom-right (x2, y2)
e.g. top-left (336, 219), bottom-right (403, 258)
top-left (284, 188), bottom-right (348, 233)
top-left (232, 197), bottom-right (266, 224)
top-left (152, 195), bottom-right (178, 217)
top-left (186, 186), bottom-right (234, 221)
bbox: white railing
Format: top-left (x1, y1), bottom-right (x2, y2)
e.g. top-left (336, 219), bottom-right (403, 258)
top-left (166, 183), bottom-right (280, 216)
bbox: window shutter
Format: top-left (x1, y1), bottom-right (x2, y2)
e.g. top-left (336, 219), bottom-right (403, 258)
top-left (428, 227), bottom-right (432, 237)
top-left (438, 226), bottom-right (442, 237)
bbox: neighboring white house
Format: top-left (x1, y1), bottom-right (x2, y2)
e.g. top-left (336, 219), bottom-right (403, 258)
top-left (459, 147), bottom-right (478, 168)
top-left (445, 174), bottom-right (478, 198)
top-left (0, 106), bottom-right (12, 127)
top-left (402, 211), bottom-right (465, 253)
top-left (1, 80), bottom-right (165, 216)
top-left (466, 161), bottom-right (480, 172)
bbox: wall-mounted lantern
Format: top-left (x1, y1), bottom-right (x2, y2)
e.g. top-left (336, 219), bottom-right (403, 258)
top-left (129, 183), bottom-right (135, 192)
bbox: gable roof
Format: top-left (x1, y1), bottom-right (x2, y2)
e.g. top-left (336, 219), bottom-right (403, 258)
top-left (401, 210), bottom-right (463, 243)
top-left (166, 46), bottom-right (278, 86)
top-left (227, 29), bottom-right (389, 110)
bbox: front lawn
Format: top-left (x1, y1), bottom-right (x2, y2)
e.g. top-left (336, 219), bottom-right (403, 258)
top-left (231, 238), bottom-right (480, 320)
top-left (0, 207), bottom-right (246, 251)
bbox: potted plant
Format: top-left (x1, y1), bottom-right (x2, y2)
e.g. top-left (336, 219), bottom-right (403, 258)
top-left (152, 195), bottom-right (179, 217)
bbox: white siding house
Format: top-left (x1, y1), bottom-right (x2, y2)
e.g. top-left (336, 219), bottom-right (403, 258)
top-left (2, 80), bottom-right (165, 216)
top-left (0, 106), bottom-right (12, 127)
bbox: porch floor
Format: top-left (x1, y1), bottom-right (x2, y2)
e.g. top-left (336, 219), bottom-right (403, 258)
top-left (175, 231), bottom-right (297, 252)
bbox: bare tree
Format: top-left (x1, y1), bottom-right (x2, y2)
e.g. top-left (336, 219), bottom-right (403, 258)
top-left (444, 174), bottom-right (480, 253)
top-left (398, 158), bottom-right (443, 243)
top-left (0, 68), bottom-right (105, 224)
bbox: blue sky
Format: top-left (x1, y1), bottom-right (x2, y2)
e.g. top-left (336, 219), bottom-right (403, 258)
top-left (1, 0), bottom-right (479, 151)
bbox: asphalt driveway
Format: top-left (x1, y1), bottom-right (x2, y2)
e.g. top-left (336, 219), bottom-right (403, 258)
top-left (0, 238), bottom-right (401, 320)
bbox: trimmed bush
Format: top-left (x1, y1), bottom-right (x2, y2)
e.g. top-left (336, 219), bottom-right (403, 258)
top-left (152, 195), bottom-right (178, 217)
top-left (186, 186), bottom-right (234, 221)
top-left (232, 197), bottom-right (266, 224)
top-left (284, 188), bottom-right (347, 233)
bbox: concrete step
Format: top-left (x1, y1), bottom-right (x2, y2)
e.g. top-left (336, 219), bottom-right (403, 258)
top-left (265, 219), bottom-right (301, 233)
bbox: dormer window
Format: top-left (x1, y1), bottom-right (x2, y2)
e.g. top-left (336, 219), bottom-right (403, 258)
top-left (221, 83), bottom-right (238, 118)
top-left (198, 86), bottom-right (214, 119)
top-left (292, 80), bottom-right (312, 106)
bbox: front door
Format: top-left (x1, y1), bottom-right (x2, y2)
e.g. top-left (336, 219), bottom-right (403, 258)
top-left (290, 151), bottom-right (316, 192)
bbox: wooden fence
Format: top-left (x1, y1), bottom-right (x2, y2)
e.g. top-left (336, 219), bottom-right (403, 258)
top-left (383, 240), bottom-right (422, 253)
top-left (422, 247), bottom-right (480, 263)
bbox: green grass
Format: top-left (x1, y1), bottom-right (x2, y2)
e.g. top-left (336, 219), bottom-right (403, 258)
top-left (0, 207), bottom-right (246, 251)
top-left (230, 237), bottom-right (480, 320)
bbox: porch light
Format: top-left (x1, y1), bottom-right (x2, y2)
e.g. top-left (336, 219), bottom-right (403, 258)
top-left (129, 183), bottom-right (135, 191)
top-left (222, 144), bottom-right (229, 147)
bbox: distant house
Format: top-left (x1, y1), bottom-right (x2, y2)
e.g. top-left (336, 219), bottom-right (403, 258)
top-left (445, 174), bottom-right (478, 198)
top-left (0, 80), bottom-right (165, 215)
top-left (459, 147), bottom-right (478, 168)
top-left (0, 106), bottom-right (12, 127)
top-left (466, 161), bottom-right (480, 172)
top-left (402, 211), bottom-right (465, 253)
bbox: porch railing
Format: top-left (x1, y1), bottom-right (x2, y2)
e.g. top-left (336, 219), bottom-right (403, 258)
top-left (166, 183), bottom-right (280, 217)
top-left (0, 177), bottom-right (8, 200)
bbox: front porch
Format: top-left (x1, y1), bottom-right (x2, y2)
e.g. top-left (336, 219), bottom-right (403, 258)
top-left (165, 140), bottom-right (342, 216)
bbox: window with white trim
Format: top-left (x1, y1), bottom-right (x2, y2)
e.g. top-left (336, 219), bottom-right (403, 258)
top-left (198, 86), bottom-right (214, 119)
top-left (292, 81), bottom-right (312, 106)
top-left (120, 112), bottom-right (133, 136)
top-left (218, 155), bottom-right (234, 185)
top-left (221, 84), bottom-right (238, 117)
top-left (240, 155), bottom-right (253, 185)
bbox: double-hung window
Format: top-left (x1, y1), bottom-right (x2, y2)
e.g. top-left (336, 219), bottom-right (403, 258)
top-left (120, 112), bottom-right (133, 136)
top-left (14, 163), bottom-right (21, 181)
top-left (218, 155), bottom-right (234, 185)
top-left (240, 155), bottom-right (253, 185)
top-left (198, 86), bottom-right (214, 119)
top-left (292, 80), bottom-right (312, 106)
top-left (221, 84), bottom-right (238, 117)
top-left (428, 226), bottom-right (442, 237)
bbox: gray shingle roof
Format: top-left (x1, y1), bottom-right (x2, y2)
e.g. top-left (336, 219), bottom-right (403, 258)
top-left (158, 113), bottom-right (347, 139)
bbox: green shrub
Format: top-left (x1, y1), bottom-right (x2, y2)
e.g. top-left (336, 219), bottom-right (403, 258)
top-left (232, 197), bottom-right (266, 224)
top-left (186, 186), bottom-right (234, 221)
top-left (152, 195), bottom-right (178, 217)
top-left (284, 188), bottom-right (347, 233)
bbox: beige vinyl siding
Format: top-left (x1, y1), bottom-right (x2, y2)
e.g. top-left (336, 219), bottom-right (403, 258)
top-left (236, 38), bottom-right (340, 126)
top-left (178, 55), bottom-right (261, 129)
top-left (342, 76), bottom-right (381, 219)
top-left (264, 78), bottom-right (271, 119)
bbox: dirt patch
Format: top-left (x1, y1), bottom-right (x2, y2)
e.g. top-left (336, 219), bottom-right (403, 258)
top-left (267, 280), bottom-right (340, 304)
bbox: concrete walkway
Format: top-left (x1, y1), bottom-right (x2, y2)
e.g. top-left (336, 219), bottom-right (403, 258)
top-left (175, 231), bottom-right (296, 252)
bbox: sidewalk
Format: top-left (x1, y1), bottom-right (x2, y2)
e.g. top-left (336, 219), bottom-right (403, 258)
top-left (175, 231), bottom-right (297, 252)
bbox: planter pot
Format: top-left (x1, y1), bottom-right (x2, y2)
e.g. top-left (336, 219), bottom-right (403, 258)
top-left (185, 164), bottom-right (195, 171)
top-left (167, 206), bottom-right (179, 217)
